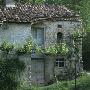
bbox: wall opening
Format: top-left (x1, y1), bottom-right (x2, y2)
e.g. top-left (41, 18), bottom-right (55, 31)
top-left (57, 32), bottom-right (63, 43)
top-left (57, 25), bottom-right (62, 28)
top-left (55, 58), bottom-right (64, 67)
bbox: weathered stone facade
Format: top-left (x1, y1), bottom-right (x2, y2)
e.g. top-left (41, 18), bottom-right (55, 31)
top-left (0, 4), bottom-right (83, 86)
top-left (0, 20), bottom-right (82, 86)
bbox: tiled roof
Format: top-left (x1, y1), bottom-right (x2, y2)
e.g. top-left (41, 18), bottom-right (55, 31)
top-left (0, 4), bottom-right (80, 23)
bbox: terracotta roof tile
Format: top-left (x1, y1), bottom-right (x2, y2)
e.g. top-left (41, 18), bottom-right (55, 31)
top-left (0, 4), bottom-right (80, 23)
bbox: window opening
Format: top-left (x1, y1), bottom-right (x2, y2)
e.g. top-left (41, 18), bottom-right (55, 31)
top-left (55, 58), bottom-right (64, 67)
top-left (58, 25), bottom-right (62, 28)
top-left (57, 32), bottom-right (63, 43)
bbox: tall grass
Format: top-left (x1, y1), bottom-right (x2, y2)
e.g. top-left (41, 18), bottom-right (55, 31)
top-left (25, 74), bottom-right (90, 90)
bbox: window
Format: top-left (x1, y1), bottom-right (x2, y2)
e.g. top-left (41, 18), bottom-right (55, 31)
top-left (31, 27), bottom-right (44, 46)
top-left (55, 58), bottom-right (64, 67)
top-left (57, 32), bottom-right (63, 43)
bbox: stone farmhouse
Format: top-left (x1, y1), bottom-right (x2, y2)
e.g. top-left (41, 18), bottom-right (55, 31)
top-left (0, 0), bottom-right (83, 86)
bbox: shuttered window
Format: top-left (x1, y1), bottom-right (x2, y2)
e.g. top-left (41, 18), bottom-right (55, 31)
top-left (31, 27), bottom-right (44, 46)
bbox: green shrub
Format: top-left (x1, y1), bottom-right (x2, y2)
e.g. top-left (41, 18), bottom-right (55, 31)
top-left (71, 74), bottom-right (90, 90)
top-left (27, 74), bottom-right (90, 90)
top-left (0, 52), bottom-right (25, 90)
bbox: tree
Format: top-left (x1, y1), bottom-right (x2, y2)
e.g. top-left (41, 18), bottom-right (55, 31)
top-left (0, 0), bottom-right (5, 7)
top-left (78, 0), bottom-right (90, 70)
top-left (44, 0), bottom-right (82, 5)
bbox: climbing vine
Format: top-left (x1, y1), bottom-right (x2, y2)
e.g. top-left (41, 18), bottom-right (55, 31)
top-left (45, 43), bottom-right (69, 56)
top-left (0, 41), bottom-right (14, 53)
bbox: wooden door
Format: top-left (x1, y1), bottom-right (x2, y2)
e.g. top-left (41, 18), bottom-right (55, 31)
top-left (31, 59), bottom-right (45, 85)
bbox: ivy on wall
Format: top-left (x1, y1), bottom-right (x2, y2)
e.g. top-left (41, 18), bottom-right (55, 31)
top-left (45, 43), bottom-right (69, 56)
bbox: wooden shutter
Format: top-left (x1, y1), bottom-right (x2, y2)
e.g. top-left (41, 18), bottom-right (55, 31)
top-left (31, 59), bottom-right (44, 85)
top-left (37, 28), bottom-right (44, 46)
top-left (31, 28), bottom-right (37, 44)
top-left (31, 27), bottom-right (44, 46)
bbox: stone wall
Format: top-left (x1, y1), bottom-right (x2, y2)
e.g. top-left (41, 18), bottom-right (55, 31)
top-left (0, 20), bottom-right (82, 85)
top-left (18, 54), bottom-right (31, 88)
top-left (0, 23), bottom-right (31, 47)
top-left (43, 20), bottom-right (82, 82)
top-left (44, 21), bottom-right (81, 46)
top-left (0, 21), bottom-right (81, 47)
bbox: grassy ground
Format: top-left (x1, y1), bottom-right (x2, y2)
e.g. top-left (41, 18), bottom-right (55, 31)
top-left (35, 74), bottom-right (90, 90)
top-left (19, 73), bottom-right (90, 90)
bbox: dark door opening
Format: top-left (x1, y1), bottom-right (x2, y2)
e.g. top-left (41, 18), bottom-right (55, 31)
top-left (83, 52), bottom-right (90, 71)
top-left (57, 32), bottom-right (63, 43)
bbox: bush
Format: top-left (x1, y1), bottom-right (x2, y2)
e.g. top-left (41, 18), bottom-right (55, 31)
top-left (0, 52), bottom-right (25, 90)
top-left (71, 74), bottom-right (90, 90)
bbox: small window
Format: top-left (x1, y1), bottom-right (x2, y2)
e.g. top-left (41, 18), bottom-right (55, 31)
top-left (58, 25), bottom-right (62, 28)
top-left (55, 58), bottom-right (64, 67)
top-left (57, 32), bottom-right (63, 43)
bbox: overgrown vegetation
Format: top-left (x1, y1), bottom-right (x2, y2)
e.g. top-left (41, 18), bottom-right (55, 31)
top-left (0, 42), bottom-right (25, 90)
top-left (26, 74), bottom-right (90, 90)
top-left (0, 32), bottom-right (81, 89)
top-left (0, 0), bottom-right (90, 67)
top-left (0, 27), bottom-right (84, 90)
top-left (45, 43), bottom-right (69, 55)
top-left (0, 0), bottom-right (90, 89)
